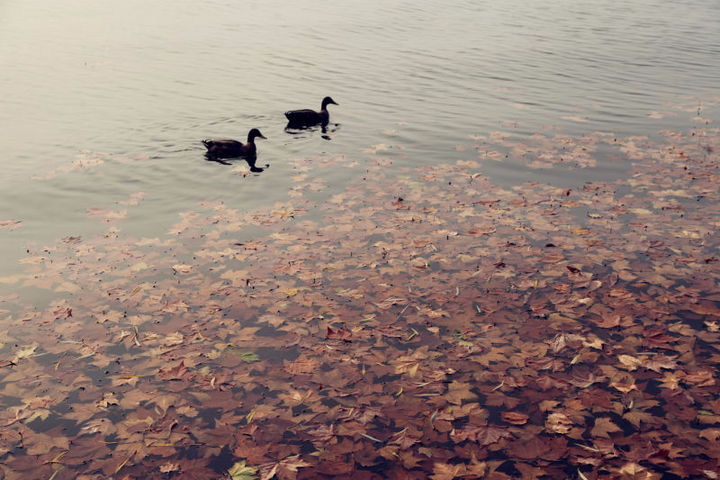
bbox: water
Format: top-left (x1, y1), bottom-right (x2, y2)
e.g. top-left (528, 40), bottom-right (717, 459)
top-left (1, 0), bottom-right (719, 278)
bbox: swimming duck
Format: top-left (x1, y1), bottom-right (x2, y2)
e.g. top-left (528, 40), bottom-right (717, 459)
top-left (285, 96), bottom-right (338, 127)
top-left (202, 128), bottom-right (266, 158)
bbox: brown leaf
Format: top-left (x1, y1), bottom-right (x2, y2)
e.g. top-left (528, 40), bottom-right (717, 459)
top-left (158, 361), bottom-right (190, 381)
top-left (0, 219), bottom-right (22, 230)
top-left (159, 462), bottom-right (180, 473)
top-left (508, 436), bottom-right (552, 460)
top-left (431, 462), bottom-right (466, 480)
top-left (545, 412), bottom-right (573, 434)
top-left (623, 409), bottom-right (659, 428)
top-left (501, 411), bottom-right (529, 425)
top-left (699, 429), bottom-right (720, 442)
top-left (451, 424), bottom-right (512, 446)
top-left (445, 381), bottom-right (477, 405)
top-left (284, 358), bottom-right (320, 375)
top-left (591, 417), bottom-right (622, 438)
top-left (326, 325), bottom-right (352, 341)
top-left (259, 455), bottom-right (311, 480)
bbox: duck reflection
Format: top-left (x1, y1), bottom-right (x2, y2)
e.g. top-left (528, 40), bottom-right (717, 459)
top-left (204, 154), bottom-right (266, 172)
top-left (284, 122), bottom-right (341, 141)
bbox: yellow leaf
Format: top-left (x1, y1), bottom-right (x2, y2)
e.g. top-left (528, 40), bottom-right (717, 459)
top-left (271, 209), bottom-right (294, 218)
top-left (172, 264), bottom-right (193, 274)
top-left (14, 344), bottom-right (37, 361)
top-left (25, 408), bottom-right (51, 423)
top-left (130, 262), bottom-right (151, 272)
top-left (228, 460), bottom-right (257, 480)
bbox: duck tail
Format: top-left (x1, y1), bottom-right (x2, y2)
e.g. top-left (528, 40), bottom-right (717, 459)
top-left (201, 140), bottom-right (210, 149)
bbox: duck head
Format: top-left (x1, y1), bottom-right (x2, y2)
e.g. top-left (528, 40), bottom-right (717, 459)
top-left (321, 96), bottom-right (339, 109)
top-left (247, 128), bottom-right (267, 142)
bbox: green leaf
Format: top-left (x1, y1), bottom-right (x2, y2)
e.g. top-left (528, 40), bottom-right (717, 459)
top-left (228, 460), bottom-right (257, 480)
top-left (240, 352), bottom-right (260, 363)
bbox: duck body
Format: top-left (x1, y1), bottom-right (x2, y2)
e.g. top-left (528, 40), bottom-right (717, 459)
top-left (202, 128), bottom-right (266, 158)
top-left (285, 96), bottom-right (338, 128)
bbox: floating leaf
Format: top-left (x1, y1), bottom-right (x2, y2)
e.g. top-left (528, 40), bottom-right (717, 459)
top-left (229, 460), bottom-right (257, 480)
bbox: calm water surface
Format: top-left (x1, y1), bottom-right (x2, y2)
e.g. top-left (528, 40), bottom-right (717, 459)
top-left (1, 0), bottom-right (719, 278)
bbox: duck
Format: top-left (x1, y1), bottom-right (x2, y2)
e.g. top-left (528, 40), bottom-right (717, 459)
top-left (285, 96), bottom-right (338, 127)
top-left (202, 128), bottom-right (266, 158)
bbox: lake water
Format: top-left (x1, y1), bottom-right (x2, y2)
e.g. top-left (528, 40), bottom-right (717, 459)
top-left (1, 0), bottom-right (719, 277)
top-left (2, 2), bottom-right (720, 477)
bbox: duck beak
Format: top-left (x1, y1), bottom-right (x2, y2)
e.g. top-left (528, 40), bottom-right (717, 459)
top-left (259, 134), bottom-right (267, 139)
top-left (331, 100), bottom-right (339, 105)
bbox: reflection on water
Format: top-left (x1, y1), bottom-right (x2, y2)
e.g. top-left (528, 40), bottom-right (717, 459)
top-left (284, 123), bottom-right (342, 142)
top-left (0, 0), bottom-right (719, 273)
top-left (204, 155), bottom-right (267, 173)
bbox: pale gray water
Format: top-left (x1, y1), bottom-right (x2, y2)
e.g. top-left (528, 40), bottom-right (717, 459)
top-left (1, 0), bottom-right (719, 278)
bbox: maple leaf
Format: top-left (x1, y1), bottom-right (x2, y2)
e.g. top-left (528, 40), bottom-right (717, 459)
top-left (617, 462), bottom-right (647, 476)
top-left (609, 372), bottom-right (637, 393)
top-left (162, 332), bottom-right (184, 346)
top-left (591, 417), bottom-right (622, 438)
top-left (80, 418), bottom-right (117, 436)
top-left (451, 424), bottom-right (512, 446)
top-left (568, 371), bottom-right (607, 388)
top-left (501, 411), bottom-right (529, 425)
top-left (623, 409), bottom-right (659, 428)
top-left (699, 429), bottom-right (720, 442)
top-left (390, 428), bottom-right (420, 450)
top-left (284, 358), bottom-right (320, 375)
top-left (238, 351), bottom-right (260, 363)
top-left (258, 314), bottom-right (285, 327)
top-left (13, 343), bottom-right (38, 362)
top-left (24, 408), bottom-right (51, 424)
top-left (642, 354), bottom-right (678, 372)
top-left (271, 208), bottom-right (295, 218)
top-left (23, 431), bottom-right (69, 455)
top-left (159, 462), bottom-right (180, 473)
top-left (545, 412), bottom-right (573, 434)
top-left (445, 380), bottom-right (477, 405)
top-left (658, 371), bottom-right (683, 390)
top-left (431, 462), bottom-right (467, 480)
top-left (258, 455), bottom-right (311, 480)
top-left (0, 219), bottom-right (21, 230)
top-left (326, 325), bottom-right (352, 341)
top-left (683, 369), bottom-right (715, 387)
top-left (656, 442), bottom-right (684, 460)
top-left (508, 436), bottom-right (552, 460)
top-left (158, 361), bottom-right (190, 380)
top-left (96, 392), bottom-right (119, 409)
top-left (593, 314), bottom-right (622, 328)
top-left (305, 424), bottom-right (336, 444)
top-left (618, 354), bottom-right (643, 371)
top-left (229, 460), bottom-right (257, 480)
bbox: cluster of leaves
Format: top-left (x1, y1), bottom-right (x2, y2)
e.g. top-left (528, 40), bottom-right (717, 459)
top-left (0, 102), bottom-right (719, 479)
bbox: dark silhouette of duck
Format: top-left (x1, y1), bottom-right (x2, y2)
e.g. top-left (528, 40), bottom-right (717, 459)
top-left (202, 128), bottom-right (266, 158)
top-left (285, 97), bottom-right (338, 128)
